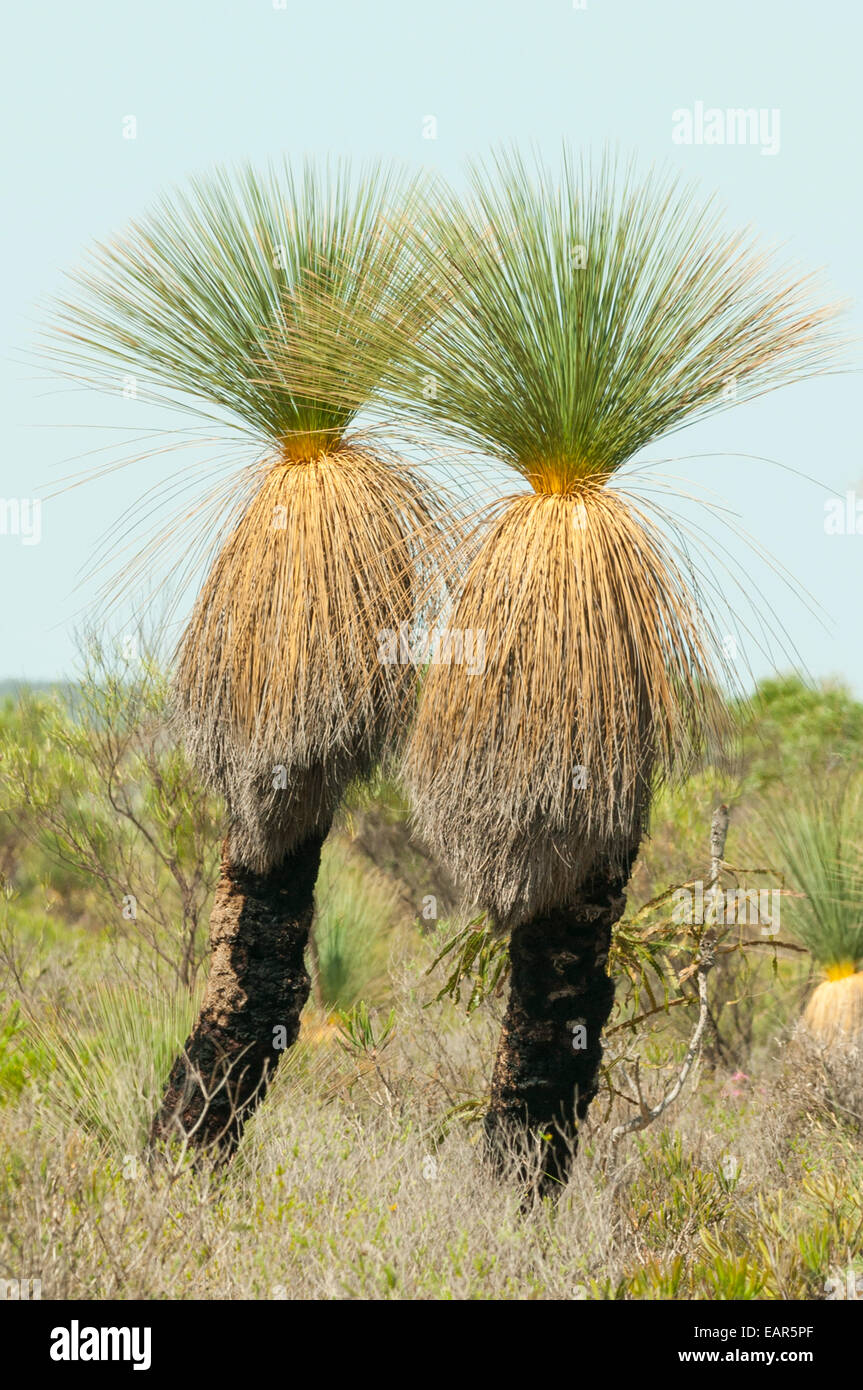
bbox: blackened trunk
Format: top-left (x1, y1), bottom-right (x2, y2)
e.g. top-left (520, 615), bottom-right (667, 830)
top-left (485, 856), bottom-right (636, 1194)
top-left (150, 830), bottom-right (326, 1158)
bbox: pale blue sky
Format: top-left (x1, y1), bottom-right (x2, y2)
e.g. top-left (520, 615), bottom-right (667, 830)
top-left (1, 0), bottom-right (860, 689)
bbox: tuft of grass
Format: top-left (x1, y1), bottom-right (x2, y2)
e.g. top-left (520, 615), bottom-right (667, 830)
top-left (759, 776), bottom-right (863, 973)
top-left (312, 839), bottom-right (406, 1010)
top-left (30, 982), bottom-right (201, 1156)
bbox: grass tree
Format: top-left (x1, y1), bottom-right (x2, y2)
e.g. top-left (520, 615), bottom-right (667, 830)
top-left (47, 161), bottom-right (450, 1155)
top-left (766, 778), bottom-right (863, 1053)
top-left (380, 151), bottom-right (841, 1190)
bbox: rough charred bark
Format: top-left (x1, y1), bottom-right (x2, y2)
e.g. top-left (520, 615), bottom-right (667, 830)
top-left (485, 853), bottom-right (638, 1195)
top-left (150, 829), bottom-right (326, 1158)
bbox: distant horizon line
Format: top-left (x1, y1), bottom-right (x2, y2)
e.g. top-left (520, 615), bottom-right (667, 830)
top-left (2, 670), bottom-right (862, 701)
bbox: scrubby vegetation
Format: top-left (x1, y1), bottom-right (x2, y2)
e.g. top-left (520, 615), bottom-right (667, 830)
top-left (0, 669), bottom-right (861, 1299)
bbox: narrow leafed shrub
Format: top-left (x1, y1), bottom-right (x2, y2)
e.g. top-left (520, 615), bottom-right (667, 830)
top-left (0, 645), bottom-right (221, 989)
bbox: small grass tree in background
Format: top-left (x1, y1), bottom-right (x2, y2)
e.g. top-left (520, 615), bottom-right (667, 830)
top-left (45, 161), bottom-right (454, 1156)
top-left (764, 778), bottom-right (863, 1069)
top-left (368, 149), bottom-right (843, 1191)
